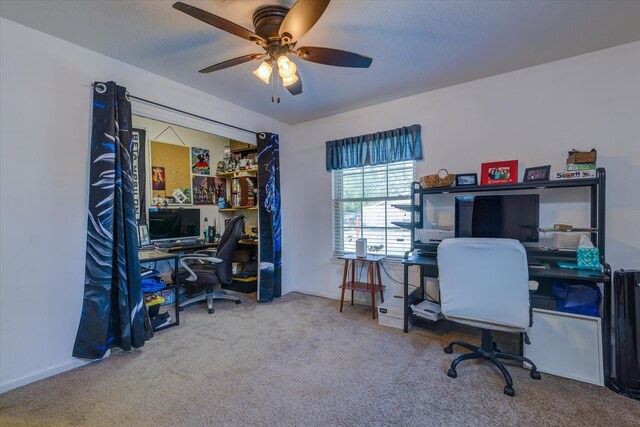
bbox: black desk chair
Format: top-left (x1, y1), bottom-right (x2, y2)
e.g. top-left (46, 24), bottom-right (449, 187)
top-left (173, 215), bottom-right (244, 314)
top-left (437, 238), bottom-right (542, 396)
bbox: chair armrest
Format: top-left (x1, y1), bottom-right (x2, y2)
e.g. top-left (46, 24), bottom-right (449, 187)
top-left (195, 248), bottom-right (218, 256)
top-left (179, 256), bottom-right (222, 282)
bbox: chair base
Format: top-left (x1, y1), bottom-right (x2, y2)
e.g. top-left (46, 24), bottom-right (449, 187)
top-left (443, 329), bottom-right (541, 396)
top-left (179, 289), bottom-right (241, 314)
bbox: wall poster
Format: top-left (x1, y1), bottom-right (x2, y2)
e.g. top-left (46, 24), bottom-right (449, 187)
top-left (192, 175), bottom-right (225, 205)
top-left (191, 146), bottom-right (210, 175)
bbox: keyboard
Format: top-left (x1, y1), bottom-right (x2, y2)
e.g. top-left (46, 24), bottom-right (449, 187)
top-left (154, 239), bottom-right (204, 248)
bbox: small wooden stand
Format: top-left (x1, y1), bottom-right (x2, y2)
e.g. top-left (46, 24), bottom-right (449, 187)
top-left (338, 254), bottom-right (385, 319)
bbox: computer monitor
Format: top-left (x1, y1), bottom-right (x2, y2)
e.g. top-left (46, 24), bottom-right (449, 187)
top-left (148, 208), bottom-right (200, 242)
top-left (455, 194), bottom-right (539, 242)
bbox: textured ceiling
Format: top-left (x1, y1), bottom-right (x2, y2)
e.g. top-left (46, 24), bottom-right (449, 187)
top-left (2, 0), bottom-right (640, 125)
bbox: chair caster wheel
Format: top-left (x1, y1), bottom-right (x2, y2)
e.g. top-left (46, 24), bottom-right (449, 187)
top-left (503, 385), bottom-right (515, 397)
top-left (530, 369), bottom-right (542, 380)
top-left (208, 308), bottom-right (215, 314)
top-left (178, 307), bottom-right (184, 312)
top-left (444, 346), bottom-right (453, 354)
top-left (447, 368), bottom-right (457, 378)
top-left (235, 300), bottom-right (241, 304)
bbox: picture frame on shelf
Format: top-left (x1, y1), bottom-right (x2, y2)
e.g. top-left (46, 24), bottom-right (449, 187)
top-left (523, 165), bottom-right (551, 182)
top-left (481, 160), bottom-right (518, 185)
top-left (455, 173), bottom-right (478, 186)
top-left (137, 225), bottom-right (150, 246)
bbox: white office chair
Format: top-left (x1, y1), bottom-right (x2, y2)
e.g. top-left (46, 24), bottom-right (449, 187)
top-left (437, 238), bottom-right (541, 396)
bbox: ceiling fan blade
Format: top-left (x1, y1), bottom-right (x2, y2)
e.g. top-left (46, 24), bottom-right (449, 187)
top-left (286, 73), bottom-right (303, 96)
top-left (295, 47), bottom-right (372, 68)
top-left (279, 0), bottom-right (331, 44)
top-left (173, 2), bottom-right (265, 44)
top-left (199, 53), bottom-right (266, 73)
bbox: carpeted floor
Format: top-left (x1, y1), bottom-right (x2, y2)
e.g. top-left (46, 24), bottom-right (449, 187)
top-left (1, 292), bottom-right (638, 426)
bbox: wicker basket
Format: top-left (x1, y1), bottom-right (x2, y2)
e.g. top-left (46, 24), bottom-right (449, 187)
top-left (567, 149), bottom-right (597, 164)
top-left (420, 169), bottom-right (455, 188)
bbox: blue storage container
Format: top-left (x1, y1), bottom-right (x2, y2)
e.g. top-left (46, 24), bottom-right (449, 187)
top-left (552, 280), bottom-right (601, 317)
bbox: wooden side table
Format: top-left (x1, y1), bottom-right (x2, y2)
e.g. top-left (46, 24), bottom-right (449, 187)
top-left (338, 254), bottom-right (385, 319)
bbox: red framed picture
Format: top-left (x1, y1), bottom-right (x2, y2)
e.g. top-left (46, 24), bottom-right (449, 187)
top-left (481, 160), bottom-right (518, 185)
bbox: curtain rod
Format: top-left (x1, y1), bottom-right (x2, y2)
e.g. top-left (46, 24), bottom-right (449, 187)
top-left (128, 94), bottom-right (257, 136)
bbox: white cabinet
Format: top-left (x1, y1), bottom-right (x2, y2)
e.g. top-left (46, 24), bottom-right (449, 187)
top-left (524, 308), bottom-right (604, 386)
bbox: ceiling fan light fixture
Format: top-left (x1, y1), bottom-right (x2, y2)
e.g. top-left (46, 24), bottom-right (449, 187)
top-left (252, 61), bottom-right (273, 84)
top-left (277, 55), bottom-right (297, 79)
top-left (281, 74), bottom-right (299, 87)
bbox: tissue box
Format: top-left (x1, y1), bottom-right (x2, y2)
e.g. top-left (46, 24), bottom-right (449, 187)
top-left (577, 247), bottom-right (600, 268)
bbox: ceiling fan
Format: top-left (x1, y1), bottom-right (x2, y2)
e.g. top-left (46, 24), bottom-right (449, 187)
top-left (173, 0), bottom-right (372, 100)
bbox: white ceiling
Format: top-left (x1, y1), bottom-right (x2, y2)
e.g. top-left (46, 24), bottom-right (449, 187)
top-left (2, 0), bottom-right (640, 125)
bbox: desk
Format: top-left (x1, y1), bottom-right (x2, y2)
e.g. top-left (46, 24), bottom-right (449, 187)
top-left (402, 252), bottom-right (612, 385)
top-left (401, 253), bottom-right (610, 333)
top-left (139, 250), bottom-right (180, 331)
top-left (339, 254), bottom-right (385, 319)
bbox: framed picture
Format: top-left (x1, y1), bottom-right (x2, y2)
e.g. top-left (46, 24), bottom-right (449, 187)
top-left (137, 225), bottom-right (150, 246)
top-left (456, 173), bottom-right (478, 186)
top-left (523, 165), bottom-right (551, 182)
top-left (481, 160), bottom-right (518, 185)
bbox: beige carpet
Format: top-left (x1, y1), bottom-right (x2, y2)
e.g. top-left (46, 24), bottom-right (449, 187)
top-left (1, 292), bottom-right (638, 426)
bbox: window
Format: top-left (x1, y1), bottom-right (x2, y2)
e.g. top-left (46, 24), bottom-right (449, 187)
top-left (332, 161), bottom-right (415, 258)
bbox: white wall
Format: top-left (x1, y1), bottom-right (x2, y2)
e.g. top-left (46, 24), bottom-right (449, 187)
top-left (0, 18), bottom-right (286, 393)
top-left (281, 41), bottom-right (640, 300)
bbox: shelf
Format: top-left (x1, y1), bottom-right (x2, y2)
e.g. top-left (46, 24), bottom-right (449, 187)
top-left (392, 204), bottom-right (420, 212)
top-left (413, 170), bottom-right (603, 195)
top-left (230, 147), bottom-right (257, 154)
top-left (538, 227), bottom-right (598, 233)
top-left (392, 220), bottom-right (423, 229)
top-left (339, 280), bottom-right (385, 293)
top-left (219, 207), bottom-right (258, 211)
top-left (215, 169), bottom-right (258, 178)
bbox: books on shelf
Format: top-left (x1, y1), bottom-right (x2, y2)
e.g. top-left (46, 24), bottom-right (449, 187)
top-left (555, 169), bottom-right (596, 180)
top-left (566, 163), bottom-right (596, 171)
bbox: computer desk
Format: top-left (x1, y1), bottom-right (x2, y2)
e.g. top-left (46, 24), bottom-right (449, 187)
top-left (402, 251), bottom-right (612, 385)
top-left (402, 252), bottom-right (611, 333)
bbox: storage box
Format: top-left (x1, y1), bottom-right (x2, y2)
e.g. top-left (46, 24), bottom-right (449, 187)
top-left (378, 296), bottom-right (406, 329)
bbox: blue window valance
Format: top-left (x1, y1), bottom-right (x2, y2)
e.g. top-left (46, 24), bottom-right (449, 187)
top-left (325, 124), bottom-right (422, 171)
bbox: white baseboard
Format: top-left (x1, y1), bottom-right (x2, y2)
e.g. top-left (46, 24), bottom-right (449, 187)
top-left (0, 356), bottom-right (99, 394)
top-left (289, 288), bottom-right (341, 301)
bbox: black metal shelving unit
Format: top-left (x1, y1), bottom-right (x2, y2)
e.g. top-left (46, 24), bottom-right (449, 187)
top-left (407, 168), bottom-right (607, 260)
top-left (402, 168), bottom-right (614, 384)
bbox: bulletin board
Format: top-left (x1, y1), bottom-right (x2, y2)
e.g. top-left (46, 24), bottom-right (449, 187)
top-left (150, 140), bottom-right (192, 204)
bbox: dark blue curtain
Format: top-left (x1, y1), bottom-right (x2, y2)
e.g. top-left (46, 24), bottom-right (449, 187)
top-left (257, 132), bottom-right (282, 301)
top-left (73, 81), bottom-right (145, 359)
top-left (325, 124), bottom-right (422, 171)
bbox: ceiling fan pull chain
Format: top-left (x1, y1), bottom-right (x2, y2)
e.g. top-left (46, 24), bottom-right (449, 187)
top-left (277, 73), bottom-right (282, 104)
top-left (271, 67), bottom-right (275, 103)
